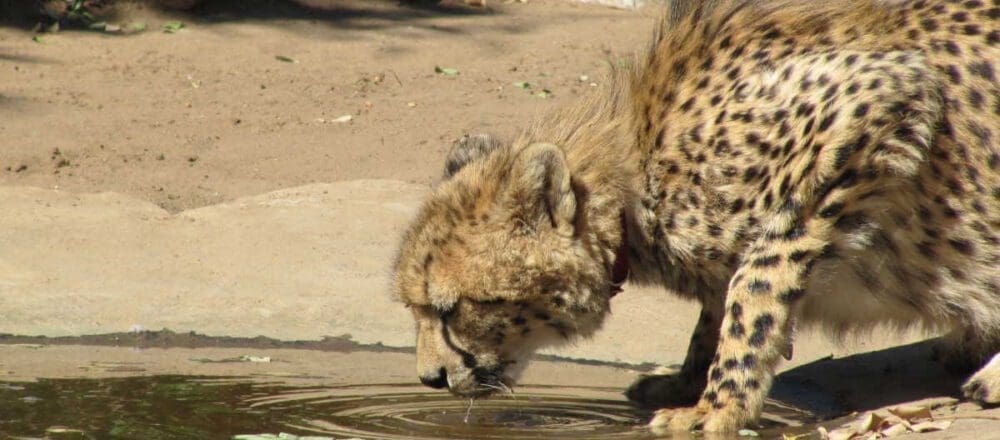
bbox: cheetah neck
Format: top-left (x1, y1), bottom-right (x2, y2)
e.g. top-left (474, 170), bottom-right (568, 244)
top-left (514, 66), bottom-right (644, 301)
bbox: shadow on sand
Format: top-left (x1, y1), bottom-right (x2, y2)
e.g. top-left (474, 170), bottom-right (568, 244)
top-left (0, 0), bottom-right (494, 31)
top-left (773, 338), bottom-right (966, 418)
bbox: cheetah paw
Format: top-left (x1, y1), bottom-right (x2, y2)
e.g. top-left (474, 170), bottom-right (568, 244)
top-left (649, 405), bottom-right (742, 433)
top-left (963, 354), bottom-right (1000, 405)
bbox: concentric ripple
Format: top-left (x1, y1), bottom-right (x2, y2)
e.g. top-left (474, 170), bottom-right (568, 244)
top-left (247, 383), bottom-right (650, 439)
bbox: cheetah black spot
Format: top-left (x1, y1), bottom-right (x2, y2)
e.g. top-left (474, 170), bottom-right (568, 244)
top-left (748, 279), bottom-right (772, 294)
top-left (789, 250), bottom-right (810, 262)
top-left (963, 24), bottom-right (982, 35)
top-left (727, 67), bottom-right (741, 80)
top-left (705, 391), bottom-right (719, 403)
top-left (822, 85), bottom-right (840, 102)
top-left (710, 367), bottom-right (724, 381)
top-left (705, 390), bottom-right (719, 403)
top-left (917, 241), bottom-right (938, 258)
top-left (802, 118), bottom-right (816, 136)
top-left (729, 198), bottom-right (746, 214)
top-left (796, 102), bottom-right (815, 117)
top-left (783, 222), bottom-right (807, 240)
top-left (945, 40), bottom-right (962, 55)
top-left (818, 111), bottom-right (838, 132)
top-left (969, 61), bottom-right (995, 81)
top-left (853, 102), bottom-right (870, 118)
top-left (724, 358), bottom-right (739, 370)
top-left (969, 89), bottom-right (985, 109)
top-left (752, 255), bottom-right (781, 267)
top-left (834, 133), bottom-right (870, 169)
top-left (679, 97), bottom-right (695, 112)
top-left (512, 316), bottom-right (527, 325)
top-left (706, 248), bottom-right (723, 260)
top-left (942, 205), bottom-right (960, 218)
top-left (947, 64), bottom-right (963, 84)
top-left (742, 354), bottom-right (758, 369)
top-left (730, 302), bottom-right (743, 319)
top-left (920, 18), bottom-right (939, 31)
top-left (745, 379), bottom-right (760, 389)
top-left (988, 30), bottom-right (1000, 45)
top-left (953, 11), bottom-right (970, 21)
top-left (729, 321), bottom-right (746, 338)
top-left (719, 379), bottom-right (738, 391)
top-left (948, 238), bottom-right (975, 255)
top-left (780, 287), bottom-right (807, 303)
top-left (748, 314), bottom-right (775, 347)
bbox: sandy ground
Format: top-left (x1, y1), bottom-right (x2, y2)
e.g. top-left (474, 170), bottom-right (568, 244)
top-left (1, 0), bottom-right (650, 212)
top-left (1, 0), bottom-right (999, 437)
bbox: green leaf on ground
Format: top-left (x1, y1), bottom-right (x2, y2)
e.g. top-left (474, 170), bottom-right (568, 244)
top-left (163, 22), bottom-right (185, 33)
top-left (275, 55), bottom-right (298, 64)
top-left (31, 35), bottom-right (44, 43)
top-left (513, 81), bottom-right (531, 89)
top-left (434, 66), bottom-right (459, 76)
top-left (535, 89), bottom-right (553, 98)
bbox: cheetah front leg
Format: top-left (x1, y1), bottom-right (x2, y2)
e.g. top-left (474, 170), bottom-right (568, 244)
top-left (651, 217), bottom-right (828, 432)
top-left (626, 299), bottom-right (724, 408)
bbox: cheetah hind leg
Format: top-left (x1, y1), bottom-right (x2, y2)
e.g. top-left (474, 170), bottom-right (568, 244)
top-left (626, 367), bottom-right (705, 408)
top-left (626, 305), bottom-right (722, 408)
top-left (963, 353), bottom-right (1000, 406)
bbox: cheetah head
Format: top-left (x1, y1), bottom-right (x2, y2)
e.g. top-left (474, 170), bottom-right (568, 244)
top-left (393, 134), bottom-right (623, 398)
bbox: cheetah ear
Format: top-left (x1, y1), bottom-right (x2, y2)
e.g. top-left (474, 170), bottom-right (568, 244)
top-left (505, 142), bottom-right (576, 236)
top-left (443, 134), bottom-right (504, 178)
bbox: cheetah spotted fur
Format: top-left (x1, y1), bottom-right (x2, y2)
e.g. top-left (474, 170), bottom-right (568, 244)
top-left (393, 0), bottom-right (1000, 433)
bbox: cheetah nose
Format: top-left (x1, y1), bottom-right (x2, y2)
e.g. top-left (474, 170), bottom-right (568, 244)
top-left (419, 367), bottom-right (449, 389)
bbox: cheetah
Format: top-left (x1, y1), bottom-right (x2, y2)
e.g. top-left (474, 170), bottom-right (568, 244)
top-left (393, 0), bottom-right (1000, 433)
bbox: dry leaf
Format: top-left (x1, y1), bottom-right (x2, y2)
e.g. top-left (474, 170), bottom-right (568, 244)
top-left (856, 412), bottom-right (884, 432)
top-left (823, 427), bottom-right (857, 440)
top-left (911, 420), bottom-right (952, 432)
top-left (888, 405), bottom-right (932, 420)
top-left (881, 422), bottom-right (909, 437)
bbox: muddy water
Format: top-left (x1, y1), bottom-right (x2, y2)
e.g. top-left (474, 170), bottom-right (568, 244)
top-left (0, 343), bottom-right (838, 439)
top-left (0, 375), bottom-right (837, 439)
top-left (0, 377), bottom-right (648, 439)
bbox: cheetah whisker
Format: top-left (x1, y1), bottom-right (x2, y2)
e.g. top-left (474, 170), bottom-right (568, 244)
top-left (463, 397), bottom-right (476, 424)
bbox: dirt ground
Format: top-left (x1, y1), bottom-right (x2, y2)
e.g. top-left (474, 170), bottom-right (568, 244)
top-left (1, 0), bottom-right (652, 212)
top-left (2, 1), bottom-right (1000, 438)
